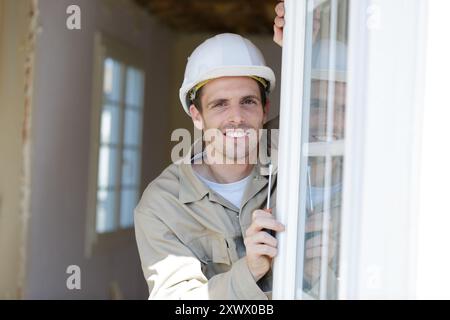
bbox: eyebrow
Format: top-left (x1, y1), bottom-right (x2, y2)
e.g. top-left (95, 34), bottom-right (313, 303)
top-left (207, 98), bottom-right (228, 108)
top-left (206, 95), bottom-right (261, 108)
top-left (240, 95), bottom-right (260, 102)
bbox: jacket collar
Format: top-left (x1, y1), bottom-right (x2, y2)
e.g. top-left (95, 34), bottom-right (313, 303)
top-left (178, 133), bottom-right (278, 206)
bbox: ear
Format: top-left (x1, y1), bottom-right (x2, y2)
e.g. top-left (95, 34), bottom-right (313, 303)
top-left (263, 99), bottom-right (270, 124)
top-left (189, 104), bottom-right (204, 131)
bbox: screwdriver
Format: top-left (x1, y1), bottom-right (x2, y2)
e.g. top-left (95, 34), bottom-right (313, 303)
top-left (266, 163), bottom-right (273, 210)
top-left (264, 163), bottom-right (275, 237)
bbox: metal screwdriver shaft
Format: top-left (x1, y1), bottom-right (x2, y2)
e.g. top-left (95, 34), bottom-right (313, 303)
top-left (266, 163), bottom-right (273, 210)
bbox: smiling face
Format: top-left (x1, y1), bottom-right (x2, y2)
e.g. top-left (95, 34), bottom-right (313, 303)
top-left (189, 76), bottom-right (268, 164)
top-left (309, 79), bottom-right (346, 143)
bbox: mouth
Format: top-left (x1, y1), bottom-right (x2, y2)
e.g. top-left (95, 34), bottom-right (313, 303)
top-left (223, 128), bottom-right (250, 139)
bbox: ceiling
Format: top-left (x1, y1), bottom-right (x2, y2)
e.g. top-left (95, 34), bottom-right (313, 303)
top-left (134, 0), bottom-right (278, 34)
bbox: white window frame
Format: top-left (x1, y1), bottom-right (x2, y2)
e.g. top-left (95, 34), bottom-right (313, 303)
top-left (85, 32), bottom-right (145, 257)
top-left (273, 0), bottom-right (430, 299)
top-left (272, 0), bottom-right (308, 299)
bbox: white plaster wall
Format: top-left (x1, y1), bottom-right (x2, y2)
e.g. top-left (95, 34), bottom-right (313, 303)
top-left (26, 0), bottom-right (173, 299)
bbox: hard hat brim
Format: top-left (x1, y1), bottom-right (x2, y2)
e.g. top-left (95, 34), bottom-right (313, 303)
top-left (179, 65), bottom-right (276, 116)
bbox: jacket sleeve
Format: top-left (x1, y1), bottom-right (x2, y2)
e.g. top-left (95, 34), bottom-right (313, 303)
top-left (134, 208), bottom-right (268, 300)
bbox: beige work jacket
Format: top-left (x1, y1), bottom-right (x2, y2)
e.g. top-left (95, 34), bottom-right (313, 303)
top-left (135, 141), bottom-right (277, 300)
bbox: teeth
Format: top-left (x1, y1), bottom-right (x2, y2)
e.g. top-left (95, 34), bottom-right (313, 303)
top-left (225, 130), bottom-right (247, 138)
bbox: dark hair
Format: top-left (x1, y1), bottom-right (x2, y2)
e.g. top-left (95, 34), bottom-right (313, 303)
top-left (190, 80), bottom-right (268, 113)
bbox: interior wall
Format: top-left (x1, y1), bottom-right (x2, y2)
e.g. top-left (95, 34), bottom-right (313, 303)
top-left (168, 32), bottom-right (282, 153)
top-left (0, 0), bottom-right (30, 299)
top-left (26, 0), bottom-right (172, 299)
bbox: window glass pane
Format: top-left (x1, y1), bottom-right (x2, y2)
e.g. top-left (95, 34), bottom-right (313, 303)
top-left (97, 146), bottom-right (119, 189)
top-left (100, 104), bottom-right (120, 144)
top-left (96, 189), bottom-right (116, 233)
top-left (296, 0), bottom-right (348, 300)
top-left (125, 67), bottom-right (144, 107)
top-left (103, 58), bottom-right (123, 102)
top-left (124, 108), bottom-right (142, 146)
top-left (121, 148), bottom-right (141, 187)
top-left (96, 58), bottom-right (144, 234)
top-left (120, 188), bottom-right (139, 228)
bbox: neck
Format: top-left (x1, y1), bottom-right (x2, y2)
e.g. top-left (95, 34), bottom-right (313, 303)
top-left (193, 143), bottom-right (257, 183)
top-left (204, 162), bottom-right (253, 184)
top-left (193, 152), bottom-right (254, 183)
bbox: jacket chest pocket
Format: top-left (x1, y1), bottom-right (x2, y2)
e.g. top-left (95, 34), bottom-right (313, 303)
top-left (188, 234), bottom-right (240, 278)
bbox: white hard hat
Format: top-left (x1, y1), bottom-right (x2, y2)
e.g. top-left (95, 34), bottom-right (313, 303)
top-left (179, 33), bottom-right (276, 115)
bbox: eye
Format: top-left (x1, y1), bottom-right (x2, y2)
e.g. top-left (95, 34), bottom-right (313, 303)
top-left (242, 98), bottom-right (257, 105)
top-left (212, 101), bottom-right (227, 109)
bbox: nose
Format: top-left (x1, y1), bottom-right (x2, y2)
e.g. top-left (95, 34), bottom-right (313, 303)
top-left (228, 103), bottom-right (244, 124)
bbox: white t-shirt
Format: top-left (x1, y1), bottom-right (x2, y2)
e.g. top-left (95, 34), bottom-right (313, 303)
top-left (195, 172), bottom-right (252, 209)
top-left (191, 151), bottom-right (252, 209)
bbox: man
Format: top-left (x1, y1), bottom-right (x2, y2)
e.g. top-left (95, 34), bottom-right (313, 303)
top-left (134, 33), bottom-right (284, 299)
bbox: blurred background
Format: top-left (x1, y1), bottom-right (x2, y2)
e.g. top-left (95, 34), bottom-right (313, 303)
top-left (0, 0), bottom-right (281, 299)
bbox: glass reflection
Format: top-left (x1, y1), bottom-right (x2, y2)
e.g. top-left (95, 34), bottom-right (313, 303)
top-left (297, 0), bottom-right (348, 300)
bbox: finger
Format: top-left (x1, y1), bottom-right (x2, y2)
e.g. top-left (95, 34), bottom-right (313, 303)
top-left (305, 239), bottom-right (337, 259)
top-left (274, 16), bottom-right (285, 28)
top-left (305, 232), bottom-right (338, 249)
top-left (246, 217), bottom-right (285, 237)
top-left (245, 231), bottom-right (278, 248)
top-left (246, 217), bottom-right (284, 237)
top-left (250, 244), bottom-right (278, 258)
top-left (305, 213), bottom-right (323, 233)
top-left (252, 209), bottom-right (273, 221)
top-left (273, 25), bottom-right (283, 47)
top-left (305, 245), bottom-right (323, 259)
top-left (305, 234), bottom-right (322, 249)
top-left (305, 213), bottom-right (333, 233)
top-left (254, 209), bottom-right (272, 216)
top-left (275, 1), bottom-right (285, 17)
